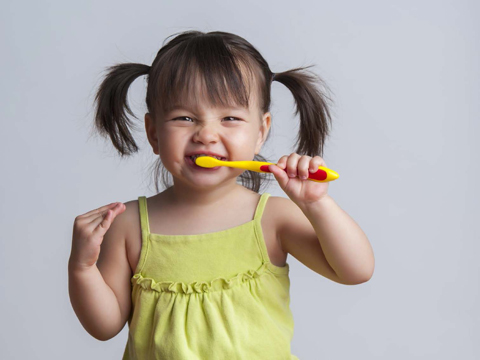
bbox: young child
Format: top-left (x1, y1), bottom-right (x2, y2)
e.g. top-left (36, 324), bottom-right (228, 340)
top-left (69, 30), bottom-right (374, 359)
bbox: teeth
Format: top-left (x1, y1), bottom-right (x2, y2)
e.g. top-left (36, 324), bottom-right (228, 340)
top-left (190, 154), bottom-right (224, 160)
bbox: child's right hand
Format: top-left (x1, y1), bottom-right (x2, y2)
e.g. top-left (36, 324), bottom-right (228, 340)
top-left (69, 202), bottom-right (126, 271)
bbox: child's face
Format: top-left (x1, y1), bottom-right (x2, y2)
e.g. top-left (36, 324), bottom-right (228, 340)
top-left (145, 88), bottom-right (271, 187)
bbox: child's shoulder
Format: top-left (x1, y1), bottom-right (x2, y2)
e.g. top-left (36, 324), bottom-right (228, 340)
top-left (264, 194), bottom-right (298, 223)
top-left (115, 198), bottom-right (144, 274)
top-left (264, 194), bottom-right (305, 228)
top-left (117, 197), bottom-right (142, 233)
top-left (262, 195), bottom-right (299, 240)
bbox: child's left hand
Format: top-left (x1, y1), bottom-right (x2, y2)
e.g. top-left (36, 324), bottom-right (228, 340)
top-left (268, 153), bottom-right (329, 206)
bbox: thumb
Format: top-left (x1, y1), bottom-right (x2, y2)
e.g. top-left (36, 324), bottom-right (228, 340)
top-left (268, 164), bottom-right (288, 182)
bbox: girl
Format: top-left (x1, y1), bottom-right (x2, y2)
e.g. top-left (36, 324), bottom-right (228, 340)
top-left (69, 30), bottom-right (374, 359)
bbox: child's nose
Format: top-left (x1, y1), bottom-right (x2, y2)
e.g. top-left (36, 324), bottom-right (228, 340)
top-left (193, 125), bottom-right (220, 143)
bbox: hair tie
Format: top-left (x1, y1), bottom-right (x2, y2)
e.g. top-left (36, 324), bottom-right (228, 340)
top-left (271, 72), bottom-right (276, 81)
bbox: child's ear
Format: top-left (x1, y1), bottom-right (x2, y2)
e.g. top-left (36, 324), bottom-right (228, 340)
top-left (255, 112), bottom-right (271, 155)
top-left (145, 113), bottom-right (159, 155)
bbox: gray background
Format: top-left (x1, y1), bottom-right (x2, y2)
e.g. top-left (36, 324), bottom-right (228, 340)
top-left (1, 0), bottom-right (479, 359)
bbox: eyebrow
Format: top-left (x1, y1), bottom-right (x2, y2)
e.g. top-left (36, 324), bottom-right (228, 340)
top-left (167, 104), bottom-right (248, 113)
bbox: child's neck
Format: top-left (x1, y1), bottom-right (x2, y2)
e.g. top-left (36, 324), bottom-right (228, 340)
top-left (163, 181), bottom-right (252, 209)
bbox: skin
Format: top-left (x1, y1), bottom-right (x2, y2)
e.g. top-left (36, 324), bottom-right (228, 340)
top-left (144, 83), bottom-right (272, 208)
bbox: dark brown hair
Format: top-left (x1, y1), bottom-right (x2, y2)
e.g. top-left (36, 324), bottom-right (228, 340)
top-left (92, 30), bottom-right (334, 193)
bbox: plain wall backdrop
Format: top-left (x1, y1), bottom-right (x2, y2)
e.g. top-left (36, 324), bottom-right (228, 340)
top-left (1, 0), bottom-right (479, 359)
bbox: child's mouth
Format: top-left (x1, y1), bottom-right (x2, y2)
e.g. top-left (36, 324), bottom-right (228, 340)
top-left (185, 156), bottom-right (223, 170)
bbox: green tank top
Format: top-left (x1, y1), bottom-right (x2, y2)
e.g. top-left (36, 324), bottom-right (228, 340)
top-left (122, 192), bottom-right (299, 359)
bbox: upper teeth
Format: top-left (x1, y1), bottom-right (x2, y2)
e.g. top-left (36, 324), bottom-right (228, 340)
top-left (190, 154), bottom-right (224, 160)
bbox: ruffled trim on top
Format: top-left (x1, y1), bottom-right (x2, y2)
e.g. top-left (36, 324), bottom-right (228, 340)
top-left (131, 261), bottom-right (288, 295)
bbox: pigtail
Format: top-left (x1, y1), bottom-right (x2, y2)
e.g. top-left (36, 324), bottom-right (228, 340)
top-left (273, 65), bottom-right (334, 157)
top-left (92, 63), bottom-right (150, 157)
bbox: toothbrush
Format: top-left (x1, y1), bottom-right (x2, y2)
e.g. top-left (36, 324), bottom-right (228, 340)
top-left (194, 156), bottom-right (339, 182)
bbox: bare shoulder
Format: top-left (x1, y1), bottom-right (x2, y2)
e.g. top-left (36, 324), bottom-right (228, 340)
top-left (117, 198), bottom-right (142, 275)
top-left (264, 195), bottom-right (318, 256)
top-left (117, 198), bottom-right (141, 238)
top-left (263, 195), bottom-right (292, 255)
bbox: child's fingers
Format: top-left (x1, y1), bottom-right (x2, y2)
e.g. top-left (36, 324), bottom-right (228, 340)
top-left (298, 156), bottom-right (311, 179)
top-left (80, 203), bottom-right (124, 221)
top-left (90, 209), bottom-right (113, 232)
top-left (71, 203), bottom-right (126, 268)
top-left (90, 204), bottom-right (124, 234)
top-left (310, 156), bottom-right (326, 172)
top-left (285, 153), bottom-right (301, 178)
top-left (77, 202), bottom-right (119, 217)
top-left (268, 164), bottom-right (288, 186)
top-left (90, 203), bottom-right (126, 227)
top-left (276, 155), bottom-right (288, 170)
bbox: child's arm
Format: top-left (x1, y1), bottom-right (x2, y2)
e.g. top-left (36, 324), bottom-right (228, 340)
top-left (269, 154), bottom-right (375, 285)
top-left (68, 263), bottom-right (126, 340)
top-left (68, 202), bottom-right (132, 341)
top-left (274, 195), bottom-right (374, 285)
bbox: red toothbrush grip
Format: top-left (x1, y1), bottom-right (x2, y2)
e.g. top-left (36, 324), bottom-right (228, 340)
top-left (259, 165), bottom-right (327, 181)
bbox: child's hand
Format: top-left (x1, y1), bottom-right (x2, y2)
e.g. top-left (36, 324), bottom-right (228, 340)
top-left (268, 153), bottom-right (329, 206)
top-left (69, 202), bottom-right (126, 271)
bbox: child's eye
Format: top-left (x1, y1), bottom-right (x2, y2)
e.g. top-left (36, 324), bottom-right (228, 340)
top-left (172, 117), bottom-right (241, 122)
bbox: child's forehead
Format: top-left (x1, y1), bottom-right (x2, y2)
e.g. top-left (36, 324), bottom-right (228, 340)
top-left (154, 59), bottom-right (264, 117)
top-left (167, 101), bottom-right (250, 113)
top-left (163, 82), bottom-right (259, 115)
